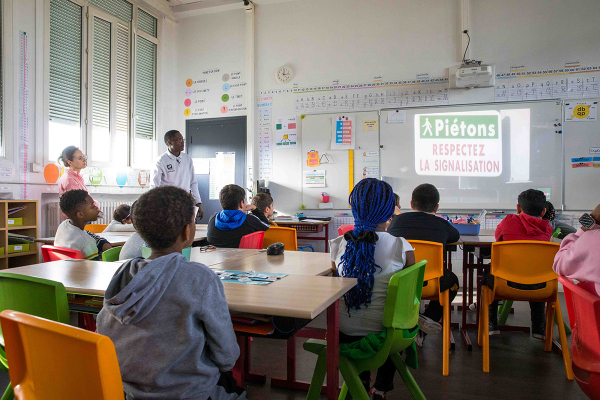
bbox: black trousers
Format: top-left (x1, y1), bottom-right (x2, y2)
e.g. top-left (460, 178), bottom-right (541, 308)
top-left (423, 269), bottom-right (460, 322)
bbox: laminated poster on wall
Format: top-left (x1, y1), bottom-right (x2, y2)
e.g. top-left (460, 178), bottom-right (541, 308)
top-left (331, 115), bottom-right (355, 150)
top-left (565, 101), bottom-right (597, 122)
top-left (274, 116), bottom-right (297, 148)
top-left (304, 170), bottom-right (326, 188)
top-left (209, 153), bottom-right (235, 199)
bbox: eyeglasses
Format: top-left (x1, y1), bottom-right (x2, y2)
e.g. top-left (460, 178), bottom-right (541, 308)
top-left (76, 156), bottom-right (88, 161)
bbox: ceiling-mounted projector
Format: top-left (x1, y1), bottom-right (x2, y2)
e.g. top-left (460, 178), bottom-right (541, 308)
top-left (454, 64), bottom-right (495, 88)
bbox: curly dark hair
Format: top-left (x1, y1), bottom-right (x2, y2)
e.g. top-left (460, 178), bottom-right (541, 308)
top-left (164, 130), bottom-right (180, 145)
top-left (518, 189), bottom-right (547, 217)
top-left (113, 204), bottom-right (131, 222)
top-left (219, 184), bottom-right (246, 210)
top-left (412, 183), bottom-right (439, 213)
top-left (252, 193), bottom-right (273, 213)
top-left (132, 186), bottom-right (195, 250)
top-left (59, 189), bottom-right (89, 216)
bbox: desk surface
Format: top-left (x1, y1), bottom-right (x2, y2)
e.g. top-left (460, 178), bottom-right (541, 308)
top-left (5, 250), bottom-right (353, 319)
top-left (274, 220), bottom-right (332, 226)
top-left (457, 229), bottom-right (497, 245)
top-left (36, 226), bottom-right (208, 246)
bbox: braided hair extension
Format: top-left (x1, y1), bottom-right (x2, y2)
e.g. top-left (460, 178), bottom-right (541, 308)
top-left (339, 178), bottom-right (396, 313)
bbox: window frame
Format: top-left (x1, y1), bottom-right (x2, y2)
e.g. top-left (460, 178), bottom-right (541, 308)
top-left (45, 0), bottom-right (159, 169)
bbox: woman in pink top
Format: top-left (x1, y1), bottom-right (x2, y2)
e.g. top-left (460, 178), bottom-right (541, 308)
top-left (58, 146), bottom-right (90, 195)
top-left (553, 203), bottom-right (600, 295)
top-left (58, 146), bottom-right (101, 212)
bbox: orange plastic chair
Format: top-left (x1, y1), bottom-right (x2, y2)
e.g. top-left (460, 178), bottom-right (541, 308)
top-left (559, 276), bottom-right (600, 399)
top-left (263, 227), bottom-right (297, 251)
top-left (477, 241), bottom-right (573, 379)
top-left (338, 224), bottom-right (354, 237)
top-left (239, 231), bottom-right (265, 249)
top-left (84, 224), bottom-right (108, 233)
top-left (41, 245), bottom-right (83, 262)
top-left (408, 240), bottom-right (451, 376)
top-left (0, 310), bottom-right (125, 400)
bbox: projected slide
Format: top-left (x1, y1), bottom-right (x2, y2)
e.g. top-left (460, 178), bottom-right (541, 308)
top-left (415, 111), bottom-right (503, 177)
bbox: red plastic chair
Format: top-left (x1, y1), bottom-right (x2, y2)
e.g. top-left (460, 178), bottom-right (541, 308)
top-left (559, 276), bottom-right (600, 399)
top-left (239, 231), bottom-right (265, 249)
top-left (41, 245), bottom-right (84, 262)
top-left (338, 224), bottom-right (354, 237)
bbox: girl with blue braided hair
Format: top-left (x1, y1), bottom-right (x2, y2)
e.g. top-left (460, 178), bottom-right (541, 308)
top-left (329, 178), bottom-right (415, 400)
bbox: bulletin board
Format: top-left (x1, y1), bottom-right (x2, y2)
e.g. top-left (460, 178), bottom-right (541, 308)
top-left (300, 111), bottom-right (380, 209)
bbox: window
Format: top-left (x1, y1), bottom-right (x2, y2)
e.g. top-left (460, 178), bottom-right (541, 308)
top-left (0, 0), bottom-right (3, 152)
top-left (48, 0), bottom-right (158, 168)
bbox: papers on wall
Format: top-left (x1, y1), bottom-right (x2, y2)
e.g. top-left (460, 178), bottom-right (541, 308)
top-left (257, 96), bottom-right (273, 179)
top-left (304, 170), bottom-right (326, 188)
top-left (388, 110), bottom-right (406, 123)
top-left (363, 120), bottom-right (378, 131)
top-left (331, 115), bottom-right (355, 150)
top-left (362, 166), bottom-right (379, 179)
top-left (274, 115), bottom-right (297, 148)
top-left (192, 158), bottom-right (211, 175)
top-left (565, 101), bottom-right (598, 122)
top-left (209, 152), bottom-right (235, 199)
top-left (361, 151), bottom-right (379, 165)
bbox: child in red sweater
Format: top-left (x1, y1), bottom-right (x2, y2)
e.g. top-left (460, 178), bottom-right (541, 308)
top-left (490, 189), bottom-right (552, 339)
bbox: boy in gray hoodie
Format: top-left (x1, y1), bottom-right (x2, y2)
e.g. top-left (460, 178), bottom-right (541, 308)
top-left (97, 186), bottom-right (245, 400)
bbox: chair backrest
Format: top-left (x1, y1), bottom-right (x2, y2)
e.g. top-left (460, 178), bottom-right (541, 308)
top-left (490, 241), bottom-right (560, 285)
top-left (84, 224), bottom-right (108, 233)
top-left (263, 227), bottom-right (297, 251)
top-left (0, 272), bottom-right (71, 369)
top-left (558, 276), bottom-right (600, 373)
top-left (101, 246), bottom-right (123, 262)
top-left (338, 224), bottom-right (354, 237)
top-left (407, 240), bottom-right (444, 281)
top-left (41, 245), bottom-right (83, 262)
top-left (383, 260), bottom-right (426, 330)
top-left (0, 310), bottom-right (125, 400)
top-left (239, 231), bottom-right (265, 249)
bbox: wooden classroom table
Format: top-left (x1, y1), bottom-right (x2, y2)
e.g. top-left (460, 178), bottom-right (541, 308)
top-left (35, 225), bottom-right (209, 247)
top-left (5, 249), bottom-right (354, 400)
top-left (274, 220), bottom-right (333, 252)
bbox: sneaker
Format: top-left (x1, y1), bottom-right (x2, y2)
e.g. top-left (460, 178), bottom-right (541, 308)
top-left (415, 330), bottom-right (426, 347)
top-left (489, 321), bottom-right (500, 335)
top-left (418, 314), bottom-right (442, 335)
top-left (532, 320), bottom-right (546, 340)
top-left (369, 388), bottom-right (387, 400)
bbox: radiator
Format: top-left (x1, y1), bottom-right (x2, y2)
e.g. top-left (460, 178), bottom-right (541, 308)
top-left (46, 201), bottom-right (134, 236)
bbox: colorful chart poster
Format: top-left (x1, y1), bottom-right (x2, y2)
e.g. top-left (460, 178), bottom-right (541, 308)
top-left (565, 101), bottom-right (598, 122)
top-left (331, 115), bottom-right (355, 150)
top-left (257, 96), bottom-right (273, 179)
top-left (304, 170), bottom-right (326, 188)
top-left (275, 116), bottom-right (297, 148)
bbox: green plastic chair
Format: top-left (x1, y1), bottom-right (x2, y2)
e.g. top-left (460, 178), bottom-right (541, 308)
top-left (303, 260), bottom-right (428, 400)
top-left (101, 246), bottom-right (123, 262)
top-left (0, 272), bottom-right (71, 400)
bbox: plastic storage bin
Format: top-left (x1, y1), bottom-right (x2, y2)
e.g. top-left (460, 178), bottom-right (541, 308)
top-left (452, 224), bottom-right (481, 235)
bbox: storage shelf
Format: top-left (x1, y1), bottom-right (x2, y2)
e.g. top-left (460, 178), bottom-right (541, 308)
top-left (4, 250), bottom-right (38, 258)
top-left (8, 226), bottom-right (37, 230)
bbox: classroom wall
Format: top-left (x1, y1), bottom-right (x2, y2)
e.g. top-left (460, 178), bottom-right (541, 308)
top-left (173, 0), bottom-right (600, 217)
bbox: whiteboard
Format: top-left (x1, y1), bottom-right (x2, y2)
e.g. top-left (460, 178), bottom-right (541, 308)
top-left (300, 111), bottom-right (379, 209)
top-left (563, 98), bottom-right (600, 211)
top-left (380, 101), bottom-right (563, 210)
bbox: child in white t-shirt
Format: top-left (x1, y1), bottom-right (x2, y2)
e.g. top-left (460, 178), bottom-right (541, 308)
top-left (330, 178), bottom-right (414, 400)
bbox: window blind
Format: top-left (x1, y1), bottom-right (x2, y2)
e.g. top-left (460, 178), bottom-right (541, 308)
top-left (116, 23), bottom-right (130, 137)
top-left (89, 0), bottom-right (132, 23)
top-left (49, 0), bottom-right (82, 125)
top-left (135, 36), bottom-right (155, 140)
top-left (137, 9), bottom-right (157, 38)
top-left (92, 17), bottom-right (111, 131)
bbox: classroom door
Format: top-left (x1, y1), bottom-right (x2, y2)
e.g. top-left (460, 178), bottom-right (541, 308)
top-left (186, 117), bottom-right (247, 224)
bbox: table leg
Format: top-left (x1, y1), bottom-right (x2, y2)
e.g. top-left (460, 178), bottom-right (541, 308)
top-left (326, 300), bottom-right (340, 400)
top-left (325, 225), bottom-right (330, 253)
top-left (468, 267), bottom-right (474, 306)
top-left (461, 247), bottom-right (473, 350)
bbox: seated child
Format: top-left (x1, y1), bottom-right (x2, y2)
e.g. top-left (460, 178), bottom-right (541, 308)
top-left (251, 193), bottom-right (277, 226)
top-left (97, 186), bottom-right (246, 400)
top-left (543, 201), bottom-right (576, 238)
top-left (553, 203), bottom-right (600, 295)
top-left (207, 184), bottom-right (270, 248)
top-left (490, 188), bottom-right (552, 338)
top-left (118, 232), bottom-right (146, 260)
top-left (385, 193), bottom-right (402, 230)
top-left (103, 204), bottom-right (136, 232)
top-left (54, 189), bottom-right (111, 260)
top-left (330, 178), bottom-right (415, 400)
top-left (386, 183), bottom-right (460, 346)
